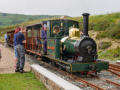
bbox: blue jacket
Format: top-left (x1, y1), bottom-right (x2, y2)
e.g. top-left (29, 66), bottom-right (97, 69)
top-left (41, 30), bottom-right (47, 39)
top-left (14, 32), bottom-right (25, 46)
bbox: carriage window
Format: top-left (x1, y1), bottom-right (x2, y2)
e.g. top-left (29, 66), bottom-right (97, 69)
top-left (53, 26), bottom-right (60, 34)
top-left (34, 30), bottom-right (38, 37)
top-left (27, 30), bottom-right (32, 37)
top-left (68, 22), bottom-right (79, 29)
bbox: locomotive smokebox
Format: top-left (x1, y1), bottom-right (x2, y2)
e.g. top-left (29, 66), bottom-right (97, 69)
top-left (82, 13), bottom-right (90, 36)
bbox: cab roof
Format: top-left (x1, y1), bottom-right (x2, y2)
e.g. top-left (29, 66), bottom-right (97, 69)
top-left (26, 19), bottom-right (78, 28)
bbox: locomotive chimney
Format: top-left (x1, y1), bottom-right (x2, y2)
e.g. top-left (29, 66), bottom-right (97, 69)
top-left (82, 13), bottom-right (90, 36)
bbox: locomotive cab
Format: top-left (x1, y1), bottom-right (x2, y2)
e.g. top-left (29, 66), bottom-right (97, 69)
top-left (46, 19), bottom-right (80, 58)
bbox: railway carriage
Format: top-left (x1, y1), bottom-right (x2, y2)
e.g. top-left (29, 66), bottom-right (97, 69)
top-left (7, 13), bottom-right (109, 74)
top-left (7, 30), bottom-right (15, 47)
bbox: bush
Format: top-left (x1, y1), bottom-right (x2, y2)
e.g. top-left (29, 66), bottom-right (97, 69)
top-left (96, 31), bottom-right (108, 39)
top-left (98, 47), bottom-right (120, 60)
top-left (98, 41), bottom-right (112, 49)
top-left (96, 22), bottom-right (120, 39)
top-left (91, 19), bottom-right (110, 31)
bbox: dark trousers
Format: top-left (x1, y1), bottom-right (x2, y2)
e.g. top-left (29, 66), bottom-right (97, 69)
top-left (43, 39), bottom-right (47, 54)
top-left (16, 44), bottom-right (25, 70)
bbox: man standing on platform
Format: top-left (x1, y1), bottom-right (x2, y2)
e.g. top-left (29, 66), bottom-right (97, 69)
top-left (14, 27), bottom-right (26, 73)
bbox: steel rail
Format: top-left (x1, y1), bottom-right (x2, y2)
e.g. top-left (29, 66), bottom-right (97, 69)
top-left (91, 74), bottom-right (120, 89)
top-left (98, 76), bottom-right (120, 87)
top-left (109, 66), bottom-right (120, 72)
top-left (109, 64), bottom-right (120, 69)
top-left (108, 69), bottom-right (120, 77)
top-left (105, 79), bottom-right (120, 87)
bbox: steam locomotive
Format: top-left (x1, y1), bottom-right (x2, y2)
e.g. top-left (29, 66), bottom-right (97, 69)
top-left (7, 13), bottom-right (109, 74)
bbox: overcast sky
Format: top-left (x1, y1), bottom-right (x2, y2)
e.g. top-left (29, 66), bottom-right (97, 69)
top-left (0, 0), bottom-right (120, 17)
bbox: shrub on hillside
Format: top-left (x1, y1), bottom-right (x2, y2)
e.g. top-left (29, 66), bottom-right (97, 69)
top-left (98, 41), bottom-right (112, 49)
top-left (110, 47), bottom-right (120, 58)
top-left (107, 23), bottom-right (120, 39)
top-left (98, 47), bottom-right (120, 60)
top-left (96, 31), bottom-right (108, 39)
top-left (96, 22), bottom-right (120, 39)
top-left (92, 19), bottom-right (110, 31)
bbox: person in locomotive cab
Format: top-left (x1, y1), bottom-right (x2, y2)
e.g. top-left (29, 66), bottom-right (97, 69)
top-left (53, 26), bottom-right (60, 35)
top-left (14, 27), bottom-right (26, 73)
top-left (41, 24), bottom-right (47, 55)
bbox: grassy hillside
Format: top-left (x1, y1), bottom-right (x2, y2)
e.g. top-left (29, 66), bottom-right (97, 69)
top-left (1, 12), bottom-right (120, 41)
top-left (0, 13), bottom-right (61, 26)
top-left (1, 12), bottom-right (120, 38)
top-left (72, 12), bottom-right (120, 40)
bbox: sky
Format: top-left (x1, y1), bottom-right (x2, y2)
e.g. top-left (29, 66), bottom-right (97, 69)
top-left (0, 0), bottom-right (120, 17)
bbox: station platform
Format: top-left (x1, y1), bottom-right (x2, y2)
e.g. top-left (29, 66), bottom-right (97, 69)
top-left (31, 64), bottom-right (81, 90)
top-left (0, 44), bottom-right (30, 74)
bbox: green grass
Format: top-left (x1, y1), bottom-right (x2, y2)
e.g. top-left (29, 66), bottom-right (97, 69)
top-left (98, 41), bottom-right (112, 49)
top-left (0, 72), bottom-right (47, 90)
top-left (98, 47), bottom-right (120, 60)
top-left (96, 22), bottom-right (120, 39)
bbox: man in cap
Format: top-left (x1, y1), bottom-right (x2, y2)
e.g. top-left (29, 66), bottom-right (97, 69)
top-left (14, 27), bottom-right (26, 73)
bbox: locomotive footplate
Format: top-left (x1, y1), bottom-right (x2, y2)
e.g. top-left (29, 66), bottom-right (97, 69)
top-left (71, 61), bottom-right (109, 72)
top-left (42, 55), bottom-right (109, 73)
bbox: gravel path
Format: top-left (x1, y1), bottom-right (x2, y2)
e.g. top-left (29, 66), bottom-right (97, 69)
top-left (0, 45), bottom-right (31, 74)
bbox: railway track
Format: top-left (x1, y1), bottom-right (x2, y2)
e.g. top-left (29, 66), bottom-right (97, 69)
top-left (108, 64), bottom-right (120, 77)
top-left (88, 74), bottom-right (120, 89)
top-left (26, 55), bottom-right (120, 90)
top-left (109, 64), bottom-right (120, 71)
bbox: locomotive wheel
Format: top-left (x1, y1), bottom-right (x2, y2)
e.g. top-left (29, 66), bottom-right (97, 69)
top-left (58, 64), bottom-right (62, 70)
top-left (95, 71), bottom-right (97, 75)
top-left (65, 65), bottom-right (71, 72)
top-left (49, 61), bottom-right (56, 66)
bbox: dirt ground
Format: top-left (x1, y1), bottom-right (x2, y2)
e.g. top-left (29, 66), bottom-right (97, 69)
top-left (0, 44), bottom-right (31, 74)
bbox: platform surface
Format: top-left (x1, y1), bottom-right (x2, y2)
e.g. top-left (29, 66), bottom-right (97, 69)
top-left (0, 45), bottom-right (30, 74)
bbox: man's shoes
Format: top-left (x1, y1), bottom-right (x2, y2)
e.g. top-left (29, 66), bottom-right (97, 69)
top-left (19, 69), bottom-right (24, 73)
top-left (15, 69), bottom-right (19, 72)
